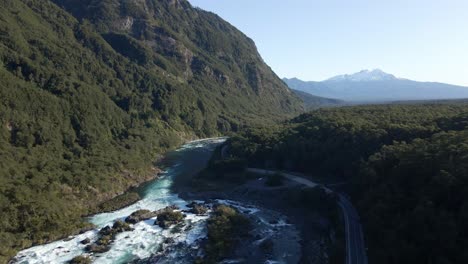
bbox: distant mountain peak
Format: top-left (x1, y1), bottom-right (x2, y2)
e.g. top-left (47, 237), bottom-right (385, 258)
top-left (326, 69), bottom-right (397, 82)
top-left (284, 71), bottom-right (468, 102)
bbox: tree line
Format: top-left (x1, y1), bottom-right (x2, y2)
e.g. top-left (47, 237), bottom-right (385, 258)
top-left (225, 103), bottom-right (468, 264)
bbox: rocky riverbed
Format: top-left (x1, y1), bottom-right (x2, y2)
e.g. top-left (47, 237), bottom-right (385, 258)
top-left (179, 175), bottom-right (334, 263)
top-left (11, 138), bottom-right (308, 264)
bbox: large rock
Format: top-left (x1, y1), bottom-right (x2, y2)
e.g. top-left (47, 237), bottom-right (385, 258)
top-left (125, 209), bottom-right (158, 224)
top-left (98, 226), bottom-right (112, 236)
top-left (124, 206), bottom-right (181, 225)
top-left (85, 243), bottom-right (110, 253)
top-left (112, 220), bottom-right (133, 232)
top-left (154, 207), bottom-right (185, 229)
top-left (87, 220), bottom-right (134, 254)
top-left (69, 255), bottom-right (92, 264)
top-left (80, 238), bottom-right (91, 245)
top-left (187, 202), bottom-right (208, 215)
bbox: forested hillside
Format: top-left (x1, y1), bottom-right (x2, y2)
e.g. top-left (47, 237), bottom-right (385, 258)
top-left (0, 0), bottom-right (301, 261)
top-left (225, 103), bottom-right (468, 264)
top-left (291, 89), bottom-right (344, 110)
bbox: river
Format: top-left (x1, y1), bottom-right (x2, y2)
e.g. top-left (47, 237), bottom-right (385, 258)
top-left (12, 138), bottom-right (300, 264)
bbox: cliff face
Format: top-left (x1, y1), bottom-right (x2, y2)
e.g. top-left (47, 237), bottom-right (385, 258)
top-left (53, 0), bottom-right (302, 120)
top-left (0, 0), bottom-right (300, 260)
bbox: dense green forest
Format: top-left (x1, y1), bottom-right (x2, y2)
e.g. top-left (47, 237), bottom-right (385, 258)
top-left (291, 89), bottom-right (344, 110)
top-left (3, 0), bottom-right (466, 263)
top-left (224, 103), bottom-right (468, 264)
top-left (0, 0), bottom-right (302, 261)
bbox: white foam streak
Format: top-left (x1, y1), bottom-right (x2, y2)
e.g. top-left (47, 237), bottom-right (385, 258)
top-left (13, 138), bottom-right (226, 264)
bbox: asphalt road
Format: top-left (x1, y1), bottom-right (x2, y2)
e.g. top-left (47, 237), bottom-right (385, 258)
top-left (247, 168), bottom-right (368, 264)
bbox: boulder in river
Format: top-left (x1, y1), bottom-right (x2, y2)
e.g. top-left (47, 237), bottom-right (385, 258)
top-left (125, 209), bottom-right (158, 224)
top-left (69, 255), bottom-right (92, 264)
top-left (88, 220), bottom-right (134, 254)
top-left (98, 226), bottom-right (112, 236)
top-left (188, 203), bottom-right (208, 215)
top-left (85, 243), bottom-right (110, 253)
top-left (96, 235), bottom-right (113, 246)
top-left (155, 208), bottom-right (185, 228)
top-left (80, 238), bottom-right (91, 245)
top-left (112, 220), bottom-right (133, 232)
top-left (163, 205), bottom-right (179, 211)
top-left (164, 237), bottom-right (176, 244)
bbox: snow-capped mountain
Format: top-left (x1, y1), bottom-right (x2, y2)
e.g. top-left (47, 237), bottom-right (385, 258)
top-left (326, 69), bottom-right (397, 82)
top-left (284, 70), bottom-right (468, 102)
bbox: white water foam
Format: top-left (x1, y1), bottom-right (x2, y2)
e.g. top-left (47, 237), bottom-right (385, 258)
top-left (12, 137), bottom-right (299, 264)
top-left (12, 138), bottom-right (225, 264)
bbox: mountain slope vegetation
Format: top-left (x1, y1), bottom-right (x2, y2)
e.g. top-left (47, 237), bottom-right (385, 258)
top-left (291, 89), bottom-right (344, 109)
top-left (0, 0), bottom-right (301, 260)
top-left (224, 102), bottom-right (468, 264)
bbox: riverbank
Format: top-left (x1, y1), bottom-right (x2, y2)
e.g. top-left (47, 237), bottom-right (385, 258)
top-left (178, 174), bottom-right (337, 263)
top-left (11, 138), bottom-right (228, 264)
top-left (5, 136), bottom-right (218, 263)
top-left (11, 138), bottom-right (332, 263)
top-left (4, 167), bottom-right (165, 263)
top-left (90, 137), bottom-right (226, 215)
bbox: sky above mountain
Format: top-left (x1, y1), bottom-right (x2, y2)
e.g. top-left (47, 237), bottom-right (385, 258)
top-left (188, 0), bottom-right (468, 86)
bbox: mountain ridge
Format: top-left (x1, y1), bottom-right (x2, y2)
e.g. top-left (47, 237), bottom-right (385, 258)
top-left (284, 70), bottom-right (468, 102)
top-left (326, 69), bottom-right (397, 82)
top-left (0, 0), bottom-right (301, 260)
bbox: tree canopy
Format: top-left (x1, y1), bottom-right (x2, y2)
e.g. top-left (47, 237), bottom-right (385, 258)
top-left (226, 103), bottom-right (468, 264)
top-left (0, 0), bottom-right (301, 261)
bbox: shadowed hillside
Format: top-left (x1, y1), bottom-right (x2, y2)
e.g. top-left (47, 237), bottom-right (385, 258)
top-left (0, 0), bottom-right (301, 260)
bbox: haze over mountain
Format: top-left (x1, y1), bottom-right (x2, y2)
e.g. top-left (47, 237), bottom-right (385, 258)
top-left (284, 69), bottom-right (468, 102)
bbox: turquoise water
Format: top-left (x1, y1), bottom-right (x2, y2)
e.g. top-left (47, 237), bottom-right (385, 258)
top-left (12, 138), bottom-right (226, 264)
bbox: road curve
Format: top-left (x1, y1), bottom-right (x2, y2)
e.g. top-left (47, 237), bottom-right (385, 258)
top-left (247, 168), bottom-right (368, 264)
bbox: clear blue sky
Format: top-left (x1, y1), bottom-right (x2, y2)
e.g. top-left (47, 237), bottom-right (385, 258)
top-left (188, 0), bottom-right (468, 86)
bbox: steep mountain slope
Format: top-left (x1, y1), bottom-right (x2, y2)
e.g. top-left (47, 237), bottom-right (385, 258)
top-left (291, 89), bottom-right (344, 109)
top-left (0, 0), bottom-right (301, 260)
top-left (284, 69), bottom-right (468, 102)
top-left (59, 0), bottom-right (302, 122)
